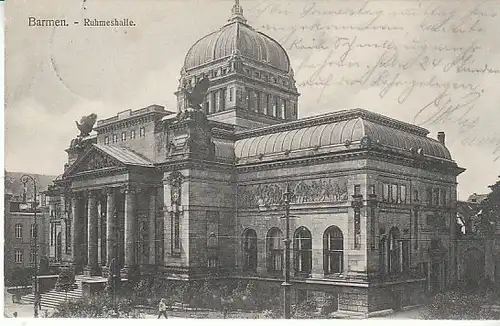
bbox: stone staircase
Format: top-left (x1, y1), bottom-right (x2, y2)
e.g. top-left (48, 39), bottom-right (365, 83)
top-left (21, 275), bottom-right (85, 309)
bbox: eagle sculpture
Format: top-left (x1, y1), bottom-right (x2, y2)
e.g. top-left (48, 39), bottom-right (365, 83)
top-left (75, 113), bottom-right (97, 137)
top-left (183, 76), bottom-right (210, 110)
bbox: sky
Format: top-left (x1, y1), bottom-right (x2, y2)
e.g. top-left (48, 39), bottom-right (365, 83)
top-left (4, 0), bottom-right (500, 200)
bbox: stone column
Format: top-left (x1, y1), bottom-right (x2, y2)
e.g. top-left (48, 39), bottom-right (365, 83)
top-left (106, 188), bottom-right (116, 265)
top-left (124, 186), bottom-right (136, 267)
top-left (86, 191), bottom-right (99, 275)
top-left (208, 91), bottom-right (214, 114)
top-left (148, 189), bottom-right (157, 265)
top-left (60, 194), bottom-right (67, 257)
top-left (71, 193), bottom-right (81, 268)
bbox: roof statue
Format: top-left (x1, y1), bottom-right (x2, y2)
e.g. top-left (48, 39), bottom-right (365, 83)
top-left (182, 76), bottom-right (210, 110)
top-left (75, 113), bottom-right (97, 137)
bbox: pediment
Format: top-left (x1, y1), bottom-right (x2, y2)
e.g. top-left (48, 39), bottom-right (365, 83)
top-left (64, 147), bottom-right (124, 177)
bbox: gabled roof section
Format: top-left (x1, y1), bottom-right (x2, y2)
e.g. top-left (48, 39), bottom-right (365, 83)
top-left (63, 144), bottom-right (153, 178)
top-left (94, 144), bottom-right (153, 167)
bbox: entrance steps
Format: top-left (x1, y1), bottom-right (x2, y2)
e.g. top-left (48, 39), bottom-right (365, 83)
top-left (21, 275), bottom-right (87, 309)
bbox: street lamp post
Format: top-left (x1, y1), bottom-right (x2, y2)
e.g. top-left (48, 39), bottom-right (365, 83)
top-left (21, 174), bottom-right (39, 318)
top-left (281, 184), bottom-right (292, 319)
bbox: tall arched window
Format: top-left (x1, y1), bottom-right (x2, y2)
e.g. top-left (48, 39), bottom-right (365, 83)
top-left (267, 228), bottom-right (283, 273)
top-left (15, 224), bottom-right (23, 238)
top-left (323, 226), bottom-right (343, 274)
top-left (243, 229), bottom-right (257, 272)
top-left (294, 227), bottom-right (312, 275)
top-left (388, 227), bottom-right (401, 274)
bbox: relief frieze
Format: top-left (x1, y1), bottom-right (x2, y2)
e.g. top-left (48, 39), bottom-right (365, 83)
top-left (75, 151), bottom-right (118, 173)
top-left (238, 177), bottom-right (348, 208)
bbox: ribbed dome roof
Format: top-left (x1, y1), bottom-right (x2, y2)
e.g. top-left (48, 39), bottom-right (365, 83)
top-left (183, 2), bottom-right (290, 72)
top-left (234, 111), bottom-right (452, 161)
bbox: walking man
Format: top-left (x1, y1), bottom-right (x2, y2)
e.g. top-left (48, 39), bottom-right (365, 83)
top-left (158, 298), bottom-right (168, 319)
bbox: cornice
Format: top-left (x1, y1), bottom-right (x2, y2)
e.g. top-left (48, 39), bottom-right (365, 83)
top-left (94, 113), bottom-right (161, 134)
top-left (236, 148), bottom-right (463, 176)
top-left (155, 158), bottom-right (235, 174)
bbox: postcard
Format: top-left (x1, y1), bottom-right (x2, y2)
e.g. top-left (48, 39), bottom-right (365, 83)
top-left (4, 0), bottom-right (500, 321)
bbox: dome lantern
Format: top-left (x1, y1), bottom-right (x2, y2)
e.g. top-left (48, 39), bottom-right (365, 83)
top-left (228, 0), bottom-right (247, 24)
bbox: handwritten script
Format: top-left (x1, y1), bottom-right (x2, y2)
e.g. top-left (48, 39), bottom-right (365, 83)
top-left (252, 0), bottom-right (500, 162)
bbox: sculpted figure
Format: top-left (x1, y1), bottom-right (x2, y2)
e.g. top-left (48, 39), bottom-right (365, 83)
top-left (183, 76), bottom-right (210, 110)
top-left (75, 113), bottom-right (97, 137)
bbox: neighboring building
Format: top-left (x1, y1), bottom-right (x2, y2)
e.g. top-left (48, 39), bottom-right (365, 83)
top-left (456, 180), bottom-right (500, 286)
top-left (46, 1), bottom-right (465, 315)
top-left (4, 172), bottom-right (55, 280)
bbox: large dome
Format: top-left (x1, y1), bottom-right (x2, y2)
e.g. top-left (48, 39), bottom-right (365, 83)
top-left (183, 2), bottom-right (290, 73)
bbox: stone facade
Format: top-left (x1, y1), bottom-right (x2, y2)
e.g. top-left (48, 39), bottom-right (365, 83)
top-left (45, 1), bottom-right (465, 315)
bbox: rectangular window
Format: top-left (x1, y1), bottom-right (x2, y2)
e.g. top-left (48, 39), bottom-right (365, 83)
top-left (15, 224), bottom-right (22, 238)
top-left (14, 250), bottom-right (23, 263)
top-left (400, 185), bottom-right (407, 203)
top-left (414, 209), bottom-right (419, 249)
top-left (266, 94), bottom-right (271, 115)
top-left (354, 207), bottom-right (361, 249)
top-left (433, 188), bottom-right (440, 206)
top-left (139, 127), bottom-right (146, 137)
top-left (229, 88), bottom-right (234, 102)
top-left (441, 189), bottom-right (447, 207)
top-left (112, 134), bottom-right (118, 143)
top-left (370, 206), bottom-right (376, 249)
top-left (30, 224), bottom-right (37, 238)
top-left (130, 130), bottom-right (136, 139)
top-left (121, 132), bottom-right (126, 141)
top-left (30, 248), bottom-right (36, 264)
top-left (208, 256), bottom-right (218, 270)
top-left (392, 184), bottom-right (398, 203)
top-left (354, 185), bottom-right (361, 196)
top-left (427, 187), bottom-right (433, 205)
top-left (383, 184), bottom-right (390, 201)
top-left (171, 212), bottom-right (180, 255)
top-left (369, 185), bottom-right (376, 196)
top-left (104, 136), bottom-right (109, 145)
top-left (414, 190), bottom-right (419, 202)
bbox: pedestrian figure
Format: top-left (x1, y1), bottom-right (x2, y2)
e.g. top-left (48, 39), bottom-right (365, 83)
top-left (13, 312), bottom-right (18, 318)
top-left (158, 298), bottom-right (168, 319)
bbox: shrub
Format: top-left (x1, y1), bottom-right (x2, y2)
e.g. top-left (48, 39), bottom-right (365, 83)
top-left (422, 285), bottom-right (500, 320)
top-left (49, 293), bottom-right (143, 318)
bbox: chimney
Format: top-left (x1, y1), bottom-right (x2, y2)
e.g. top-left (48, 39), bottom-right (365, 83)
top-left (437, 132), bottom-right (445, 145)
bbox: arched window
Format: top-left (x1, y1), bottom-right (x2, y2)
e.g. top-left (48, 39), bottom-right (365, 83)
top-left (323, 226), bottom-right (343, 274)
top-left (388, 227), bottom-right (401, 274)
top-left (294, 227), bottom-right (312, 275)
top-left (243, 229), bottom-right (257, 272)
top-left (267, 228), bottom-right (283, 273)
top-left (15, 224), bottom-right (23, 238)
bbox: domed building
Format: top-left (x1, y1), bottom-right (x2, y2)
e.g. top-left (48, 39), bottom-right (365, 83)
top-left (175, 0), bottom-right (299, 130)
top-left (47, 0), bottom-right (465, 317)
